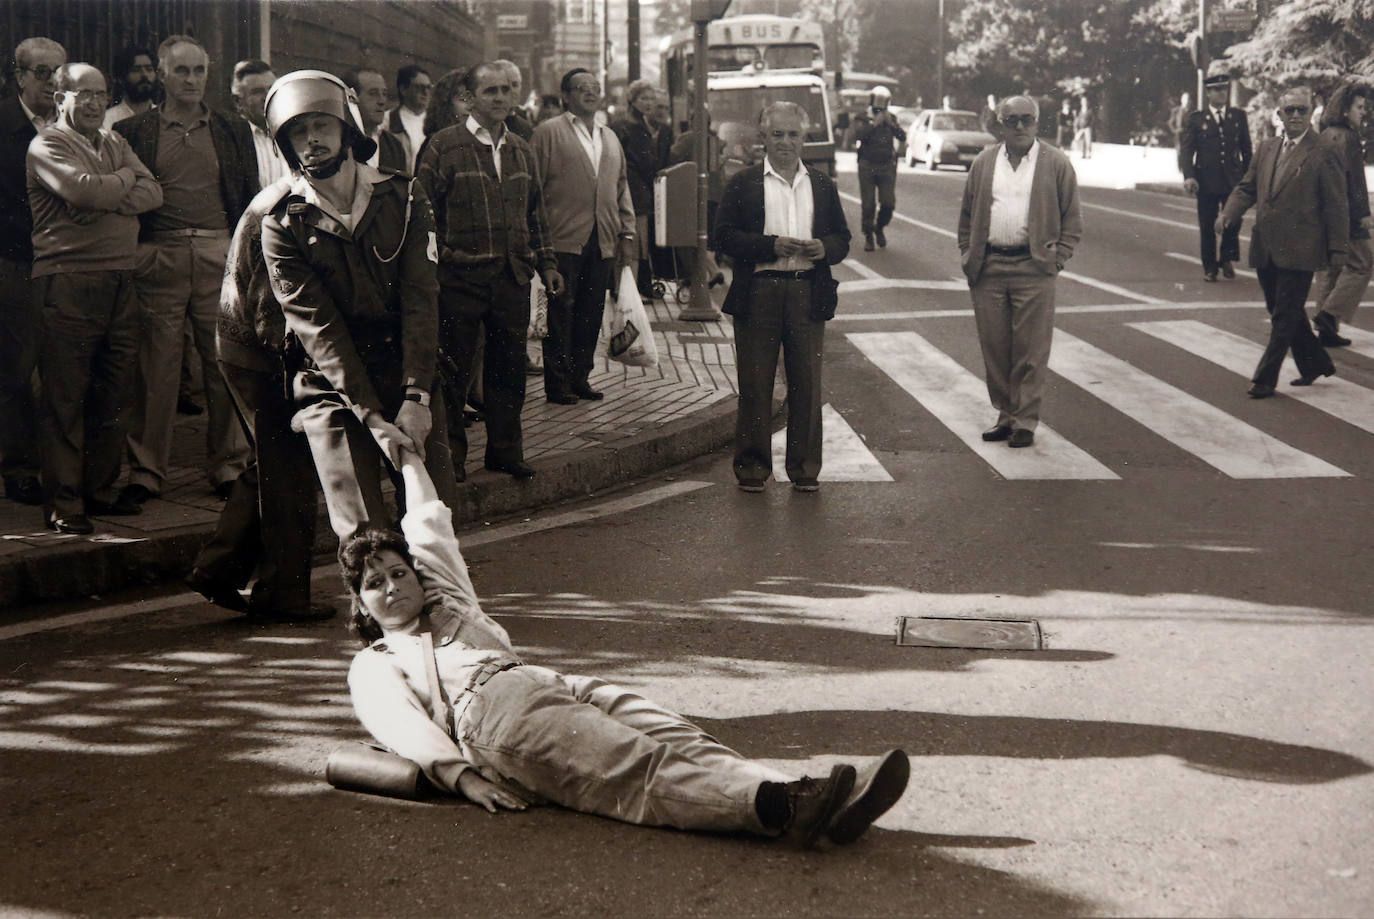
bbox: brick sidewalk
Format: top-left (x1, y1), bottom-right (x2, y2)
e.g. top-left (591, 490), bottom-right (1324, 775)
top-left (0, 288), bottom-right (743, 606)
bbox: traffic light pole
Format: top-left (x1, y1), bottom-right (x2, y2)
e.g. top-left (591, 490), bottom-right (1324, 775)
top-left (1196, 0), bottom-right (1208, 108)
top-left (678, 13), bottom-right (722, 321)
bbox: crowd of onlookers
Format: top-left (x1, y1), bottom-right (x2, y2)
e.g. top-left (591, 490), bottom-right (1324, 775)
top-left (1, 32), bottom-right (701, 621)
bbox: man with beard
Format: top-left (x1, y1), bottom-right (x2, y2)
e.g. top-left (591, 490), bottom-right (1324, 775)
top-left (103, 47), bottom-right (158, 130)
top-left (260, 70), bottom-right (458, 537)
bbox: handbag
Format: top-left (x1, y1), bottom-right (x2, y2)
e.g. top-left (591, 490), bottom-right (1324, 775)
top-left (325, 627), bottom-right (453, 799)
top-left (604, 266), bottom-right (659, 368)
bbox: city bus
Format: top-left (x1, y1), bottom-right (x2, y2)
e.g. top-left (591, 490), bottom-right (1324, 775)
top-left (661, 14), bottom-right (825, 82)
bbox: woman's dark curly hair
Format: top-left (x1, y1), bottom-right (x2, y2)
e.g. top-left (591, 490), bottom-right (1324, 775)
top-left (338, 526), bottom-right (416, 646)
top-left (1320, 82), bottom-right (1370, 131)
top-left (423, 67), bottom-right (470, 138)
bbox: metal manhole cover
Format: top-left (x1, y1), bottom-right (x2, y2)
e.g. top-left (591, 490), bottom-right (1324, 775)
top-left (894, 616), bottom-right (1043, 650)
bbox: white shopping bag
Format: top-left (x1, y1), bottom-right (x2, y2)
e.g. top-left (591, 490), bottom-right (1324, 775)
top-left (604, 266), bottom-right (658, 368)
top-left (528, 272), bottom-right (549, 340)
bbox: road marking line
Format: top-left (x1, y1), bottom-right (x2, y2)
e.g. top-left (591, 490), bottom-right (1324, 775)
top-left (1079, 200), bottom-right (1252, 244)
top-left (838, 190), bottom-right (1166, 304)
top-left (1130, 319), bottom-right (1374, 434)
top-left (829, 300), bottom-right (1265, 322)
top-left (848, 331), bottom-right (1118, 480)
top-left (1336, 324), bottom-right (1374, 361)
top-left (1051, 330), bottom-right (1347, 478)
top-left (839, 278), bottom-right (968, 293)
top-left (845, 258), bottom-right (885, 280)
top-left (1164, 251), bottom-right (1257, 278)
top-left (772, 403), bottom-right (894, 482)
top-left (0, 481), bottom-right (716, 641)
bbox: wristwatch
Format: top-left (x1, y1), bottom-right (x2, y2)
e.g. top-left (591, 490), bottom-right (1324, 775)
top-left (403, 388), bottom-right (431, 407)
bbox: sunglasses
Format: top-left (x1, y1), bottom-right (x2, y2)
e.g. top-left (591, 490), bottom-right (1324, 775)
top-left (1281, 105), bottom-right (1310, 116)
top-left (1000, 114), bottom-right (1036, 128)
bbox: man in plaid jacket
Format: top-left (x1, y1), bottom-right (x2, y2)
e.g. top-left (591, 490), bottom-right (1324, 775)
top-left (417, 62), bottom-right (564, 482)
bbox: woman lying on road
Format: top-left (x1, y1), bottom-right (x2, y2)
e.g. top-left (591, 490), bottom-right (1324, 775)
top-left (340, 449), bottom-right (909, 846)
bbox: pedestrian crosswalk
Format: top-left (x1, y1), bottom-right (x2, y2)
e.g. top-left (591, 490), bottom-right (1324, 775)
top-left (840, 318), bottom-right (1372, 482)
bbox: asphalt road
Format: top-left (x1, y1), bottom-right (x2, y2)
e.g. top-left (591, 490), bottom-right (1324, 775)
top-left (1, 165), bottom-right (1371, 918)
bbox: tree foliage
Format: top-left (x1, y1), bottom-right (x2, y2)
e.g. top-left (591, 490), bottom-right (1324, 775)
top-left (1225, 0), bottom-right (1374, 90)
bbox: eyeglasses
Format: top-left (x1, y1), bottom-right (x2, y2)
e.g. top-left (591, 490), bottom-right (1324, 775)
top-left (1281, 105), bottom-right (1310, 116)
top-left (19, 65), bottom-right (56, 82)
top-left (1000, 114), bottom-right (1036, 128)
top-left (70, 90), bottom-right (110, 106)
top-left (570, 82), bottom-right (602, 95)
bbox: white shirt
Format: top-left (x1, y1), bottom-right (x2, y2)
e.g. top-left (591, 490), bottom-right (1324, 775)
top-left (250, 121), bottom-right (289, 187)
top-left (1212, 107), bottom-right (1226, 124)
top-left (18, 97), bottom-right (53, 132)
top-left (988, 140), bottom-right (1040, 247)
top-left (758, 156), bottom-right (815, 273)
top-left (567, 112), bottom-right (602, 178)
top-left (396, 106), bottom-right (425, 171)
top-left (466, 114), bottom-right (507, 180)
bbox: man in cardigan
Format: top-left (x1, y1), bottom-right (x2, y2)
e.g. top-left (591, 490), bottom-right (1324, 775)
top-left (0, 36), bottom-right (66, 508)
top-left (531, 67), bottom-right (636, 404)
top-left (416, 62), bottom-right (564, 481)
top-left (957, 95), bottom-right (1082, 449)
top-left (113, 34), bottom-right (255, 505)
top-left (27, 63), bottom-right (163, 534)
top-left (716, 102), bottom-right (850, 493)
top-left (1218, 86), bottom-right (1347, 399)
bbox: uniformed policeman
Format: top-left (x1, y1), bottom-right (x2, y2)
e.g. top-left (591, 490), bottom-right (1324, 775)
top-left (1180, 70), bottom-right (1253, 281)
top-left (259, 70), bottom-right (458, 539)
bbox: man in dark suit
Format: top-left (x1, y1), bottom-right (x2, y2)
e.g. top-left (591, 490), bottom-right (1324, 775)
top-left (716, 101), bottom-right (851, 493)
top-left (1180, 72), bottom-right (1253, 281)
top-left (113, 34), bottom-right (256, 505)
top-left (0, 36), bottom-right (65, 507)
top-left (1219, 86), bottom-right (1348, 399)
top-left (343, 68), bottom-right (409, 174)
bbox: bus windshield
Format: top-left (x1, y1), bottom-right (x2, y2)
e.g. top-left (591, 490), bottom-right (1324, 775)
top-left (763, 44), bottom-right (821, 70)
top-left (708, 45), bottom-right (760, 70)
top-left (708, 84), bottom-right (829, 144)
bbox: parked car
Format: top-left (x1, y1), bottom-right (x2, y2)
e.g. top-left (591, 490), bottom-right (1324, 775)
top-left (905, 108), bottom-right (996, 171)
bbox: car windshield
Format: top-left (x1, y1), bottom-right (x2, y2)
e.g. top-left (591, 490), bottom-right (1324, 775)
top-left (932, 113), bottom-right (982, 132)
top-left (708, 84), bottom-right (830, 144)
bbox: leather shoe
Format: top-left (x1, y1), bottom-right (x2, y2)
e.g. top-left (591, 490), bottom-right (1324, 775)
top-left (485, 459), bottom-right (536, 480)
top-left (863, 233), bottom-right (875, 252)
top-left (119, 483), bottom-right (156, 505)
top-left (828, 750), bottom-right (910, 845)
top-left (571, 383), bottom-right (604, 401)
top-left (792, 478), bottom-right (820, 492)
top-left (783, 764), bottom-right (856, 849)
top-left (44, 509), bottom-right (94, 535)
top-left (213, 480), bottom-right (236, 500)
top-left (737, 478), bottom-right (766, 493)
top-left (545, 391), bottom-right (579, 405)
top-left (1221, 261), bottom-right (1236, 279)
top-left (1314, 311), bottom-right (1351, 346)
top-left (86, 494), bottom-right (142, 516)
top-left (185, 568), bottom-right (248, 612)
top-left (1008, 428), bottom-right (1035, 448)
top-left (4, 476), bottom-right (43, 506)
top-left (1203, 270), bottom-right (1218, 282)
top-left (981, 424), bottom-right (1013, 442)
top-left (1247, 383), bottom-right (1276, 399)
top-left (1291, 370), bottom-right (1335, 387)
top-left (875, 227), bottom-right (887, 248)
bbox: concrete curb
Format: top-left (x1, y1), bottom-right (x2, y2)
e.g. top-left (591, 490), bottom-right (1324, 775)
top-left (0, 395), bottom-right (741, 608)
top-left (1135, 181), bottom-right (1189, 198)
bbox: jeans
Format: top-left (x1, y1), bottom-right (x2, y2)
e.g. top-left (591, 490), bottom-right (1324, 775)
top-left (732, 277), bottom-right (825, 483)
top-left (970, 254), bottom-right (1058, 431)
top-left (458, 665), bottom-right (787, 833)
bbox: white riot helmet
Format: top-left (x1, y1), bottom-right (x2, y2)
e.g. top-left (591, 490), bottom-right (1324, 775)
top-left (264, 70), bottom-right (377, 177)
top-left (870, 85), bottom-right (892, 111)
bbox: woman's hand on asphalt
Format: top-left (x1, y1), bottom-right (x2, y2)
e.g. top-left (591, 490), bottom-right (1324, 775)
top-left (457, 770), bottom-right (531, 813)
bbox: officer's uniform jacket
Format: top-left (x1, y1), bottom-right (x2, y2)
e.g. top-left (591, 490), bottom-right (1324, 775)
top-left (259, 164), bottom-right (440, 417)
top-left (1179, 105), bottom-right (1253, 195)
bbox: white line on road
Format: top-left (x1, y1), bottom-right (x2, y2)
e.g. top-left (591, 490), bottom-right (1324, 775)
top-left (1079, 199), bottom-right (1252, 244)
top-left (1130, 319), bottom-right (1374, 434)
top-left (839, 278), bottom-right (968, 293)
top-left (830, 300), bottom-right (1266, 322)
top-left (772, 403), bottom-right (894, 482)
top-left (1334, 324), bottom-right (1374, 361)
top-left (1164, 251), bottom-right (1257, 279)
top-left (1051, 330), bottom-right (1347, 478)
top-left (845, 258), bottom-right (885, 280)
top-left (838, 190), bottom-right (1167, 304)
top-left (848, 331), bottom-right (1118, 480)
top-left (0, 481), bottom-right (716, 642)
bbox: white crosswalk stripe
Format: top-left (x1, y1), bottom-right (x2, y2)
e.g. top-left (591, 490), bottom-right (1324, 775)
top-left (771, 403), bottom-right (894, 482)
top-left (1130, 319), bottom-right (1374, 435)
top-left (1050, 330), bottom-right (1347, 478)
top-left (847, 331), bottom-right (1119, 480)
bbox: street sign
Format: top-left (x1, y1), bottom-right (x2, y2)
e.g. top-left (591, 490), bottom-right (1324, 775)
top-left (1210, 8), bottom-right (1257, 31)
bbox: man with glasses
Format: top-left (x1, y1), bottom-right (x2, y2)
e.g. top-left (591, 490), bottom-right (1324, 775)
top-left (1219, 86), bottom-right (1348, 399)
top-left (532, 67), bottom-right (636, 404)
top-left (113, 35), bottom-right (255, 505)
top-left (103, 47), bottom-right (158, 130)
top-left (958, 95), bottom-right (1081, 449)
top-left (0, 36), bottom-right (66, 507)
top-left (386, 64), bottom-right (431, 173)
top-left (26, 63), bottom-right (163, 534)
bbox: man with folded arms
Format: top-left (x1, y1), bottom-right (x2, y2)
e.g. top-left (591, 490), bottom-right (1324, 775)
top-left (27, 63), bottom-right (163, 533)
top-left (958, 95), bottom-right (1081, 449)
